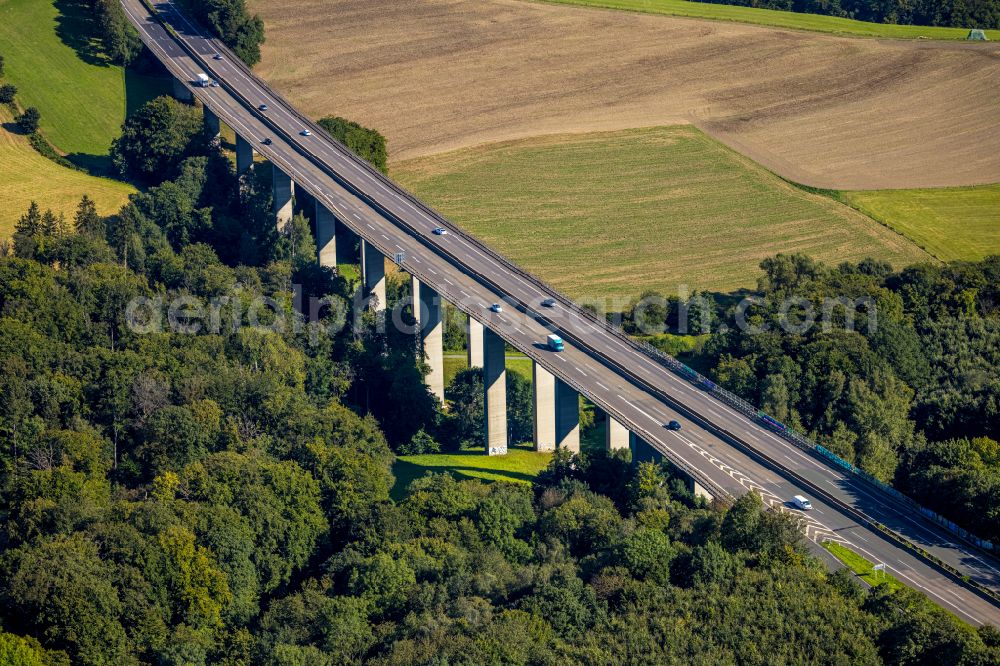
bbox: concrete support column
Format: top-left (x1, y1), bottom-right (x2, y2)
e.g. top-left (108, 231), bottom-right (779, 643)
top-left (554, 378), bottom-right (580, 452)
top-left (691, 480), bottom-right (715, 502)
top-left (410, 276), bottom-right (422, 325)
top-left (361, 240), bottom-right (386, 312)
top-left (203, 107), bottom-right (220, 140)
top-left (605, 414), bottom-right (631, 452)
top-left (315, 201), bottom-right (337, 269)
top-left (414, 279), bottom-right (445, 403)
top-left (272, 165), bottom-right (294, 231)
top-left (483, 327), bottom-right (507, 456)
top-left (532, 363), bottom-right (556, 451)
top-left (235, 135), bottom-right (254, 176)
top-left (467, 317), bottom-right (484, 367)
top-left (172, 76), bottom-right (193, 102)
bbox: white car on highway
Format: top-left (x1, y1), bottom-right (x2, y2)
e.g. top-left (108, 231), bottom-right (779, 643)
top-left (792, 495), bottom-right (813, 511)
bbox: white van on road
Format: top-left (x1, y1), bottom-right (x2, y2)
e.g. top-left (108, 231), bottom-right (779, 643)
top-left (792, 495), bottom-right (813, 511)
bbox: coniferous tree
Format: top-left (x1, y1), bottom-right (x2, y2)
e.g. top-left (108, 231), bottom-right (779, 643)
top-left (74, 195), bottom-right (105, 238)
top-left (12, 201), bottom-right (42, 258)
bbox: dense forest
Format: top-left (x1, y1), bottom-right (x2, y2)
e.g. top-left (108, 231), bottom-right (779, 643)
top-left (3, 93), bottom-right (999, 663)
top-left (623, 253), bottom-right (1000, 544)
top-left (691, 0), bottom-right (1000, 29)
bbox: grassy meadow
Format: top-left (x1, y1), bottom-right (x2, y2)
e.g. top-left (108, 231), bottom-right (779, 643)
top-left (393, 126), bottom-right (930, 299)
top-left (840, 185), bottom-right (1000, 262)
top-left (443, 353), bottom-right (534, 387)
top-left (392, 444), bottom-right (553, 499)
top-left (0, 107), bottom-right (135, 238)
top-left (0, 0), bottom-right (128, 157)
top-left (535, 0), bottom-right (983, 40)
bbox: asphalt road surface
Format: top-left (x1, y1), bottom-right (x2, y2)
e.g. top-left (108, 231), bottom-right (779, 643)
top-left (122, 0), bottom-right (1000, 626)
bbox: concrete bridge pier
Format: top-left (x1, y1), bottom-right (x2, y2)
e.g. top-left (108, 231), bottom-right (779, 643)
top-left (235, 135), bottom-right (254, 176)
top-left (172, 76), bottom-right (193, 102)
top-left (483, 327), bottom-right (508, 455)
top-left (554, 378), bottom-right (580, 452)
top-left (203, 107), bottom-right (220, 141)
top-left (413, 278), bottom-right (445, 403)
top-left (315, 201), bottom-right (337, 269)
top-left (605, 414), bottom-right (631, 452)
top-left (690, 480), bottom-right (715, 502)
top-left (532, 363), bottom-right (556, 451)
top-left (361, 240), bottom-right (386, 312)
top-left (467, 317), bottom-right (484, 367)
top-left (272, 165), bottom-right (294, 231)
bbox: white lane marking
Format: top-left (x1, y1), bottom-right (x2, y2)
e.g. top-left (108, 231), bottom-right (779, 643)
top-left (633, 406), bottom-right (659, 423)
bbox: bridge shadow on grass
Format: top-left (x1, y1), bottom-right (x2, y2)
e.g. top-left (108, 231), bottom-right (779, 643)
top-left (126, 67), bottom-right (174, 117)
top-left (391, 445), bottom-right (545, 500)
top-left (63, 69), bottom-right (173, 177)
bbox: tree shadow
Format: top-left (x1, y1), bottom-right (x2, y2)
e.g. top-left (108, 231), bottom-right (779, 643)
top-left (64, 152), bottom-right (114, 176)
top-left (53, 0), bottom-right (112, 68)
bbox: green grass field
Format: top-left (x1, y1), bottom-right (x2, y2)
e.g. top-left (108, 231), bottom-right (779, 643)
top-left (443, 353), bottom-right (534, 387)
top-left (839, 185), bottom-right (1000, 262)
top-left (392, 444), bottom-right (552, 498)
top-left (393, 126), bottom-right (930, 299)
top-left (0, 107), bottom-right (135, 238)
top-left (0, 0), bottom-right (128, 157)
top-left (536, 0), bottom-right (983, 40)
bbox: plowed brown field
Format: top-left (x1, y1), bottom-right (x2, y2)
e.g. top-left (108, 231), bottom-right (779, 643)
top-left (249, 0), bottom-right (1000, 190)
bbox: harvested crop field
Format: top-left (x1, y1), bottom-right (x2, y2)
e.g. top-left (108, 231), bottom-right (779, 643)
top-left (249, 0), bottom-right (1000, 190)
top-left (0, 109), bottom-right (135, 240)
top-left (392, 126), bottom-right (931, 299)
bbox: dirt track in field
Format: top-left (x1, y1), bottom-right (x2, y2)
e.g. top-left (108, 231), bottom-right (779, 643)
top-left (249, 0), bottom-right (1000, 190)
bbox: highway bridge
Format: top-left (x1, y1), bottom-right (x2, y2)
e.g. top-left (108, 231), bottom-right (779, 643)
top-left (123, 0), bottom-right (1000, 626)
